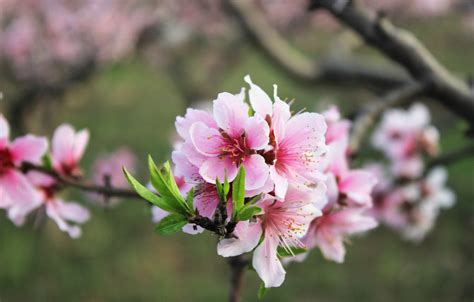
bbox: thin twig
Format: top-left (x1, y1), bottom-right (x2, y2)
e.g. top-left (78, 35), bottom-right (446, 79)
top-left (426, 145), bottom-right (474, 170)
top-left (227, 0), bottom-right (409, 90)
top-left (311, 0), bottom-right (474, 128)
top-left (349, 81), bottom-right (428, 154)
top-left (228, 255), bottom-right (250, 302)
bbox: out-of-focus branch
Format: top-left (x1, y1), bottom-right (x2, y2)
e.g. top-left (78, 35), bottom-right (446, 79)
top-left (427, 144), bottom-right (474, 170)
top-left (7, 59), bottom-right (97, 133)
top-left (349, 81), bottom-right (427, 153)
top-left (227, 0), bottom-right (409, 90)
top-left (310, 0), bottom-right (474, 128)
top-left (228, 255), bottom-right (250, 302)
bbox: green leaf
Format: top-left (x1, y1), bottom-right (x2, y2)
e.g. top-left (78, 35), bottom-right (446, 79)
top-left (216, 178), bottom-right (224, 202)
top-left (232, 166), bottom-right (246, 220)
top-left (42, 154), bottom-right (53, 169)
top-left (155, 214), bottom-right (188, 235)
top-left (276, 246), bottom-right (307, 258)
top-left (185, 188), bottom-right (194, 211)
top-left (223, 172), bottom-right (230, 197)
top-left (257, 282), bottom-right (269, 300)
top-left (123, 168), bottom-right (175, 213)
top-left (238, 206), bottom-right (262, 221)
top-left (148, 156), bottom-right (191, 215)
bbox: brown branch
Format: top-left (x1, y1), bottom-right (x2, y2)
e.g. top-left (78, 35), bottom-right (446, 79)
top-left (349, 81), bottom-right (428, 154)
top-left (226, 0), bottom-right (409, 90)
top-left (20, 162), bottom-right (239, 237)
top-left (228, 255), bottom-right (250, 302)
top-left (21, 162), bottom-right (140, 199)
top-left (310, 0), bottom-right (474, 128)
top-left (426, 144), bottom-right (474, 170)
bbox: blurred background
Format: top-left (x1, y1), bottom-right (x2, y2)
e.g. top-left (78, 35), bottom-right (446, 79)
top-left (0, 0), bottom-right (473, 301)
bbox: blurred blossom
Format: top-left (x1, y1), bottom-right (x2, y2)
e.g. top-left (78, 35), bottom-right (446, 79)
top-left (90, 147), bottom-right (137, 207)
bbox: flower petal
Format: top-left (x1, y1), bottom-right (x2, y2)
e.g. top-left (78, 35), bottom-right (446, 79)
top-left (243, 154), bottom-right (269, 190)
top-left (0, 170), bottom-right (39, 209)
top-left (244, 116), bottom-right (269, 150)
top-left (339, 170), bottom-right (377, 206)
top-left (270, 165), bottom-right (288, 200)
top-left (244, 75), bottom-right (273, 118)
top-left (0, 114), bottom-right (10, 147)
top-left (199, 157), bottom-right (238, 184)
top-left (55, 200), bottom-right (91, 224)
top-left (252, 233), bottom-right (286, 288)
top-left (10, 135), bottom-right (48, 165)
top-left (190, 122), bottom-right (224, 156)
top-left (72, 129), bottom-right (89, 163)
top-left (213, 89), bottom-right (248, 137)
top-left (175, 108), bottom-right (217, 140)
top-left (217, 220), bottom-right (262, 257)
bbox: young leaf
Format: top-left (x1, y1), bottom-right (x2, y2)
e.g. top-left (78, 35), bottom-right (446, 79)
top-left (155, 214), bottom-right (188, 235)
top-left (148, 156), bottom-right (190, 215)
top-left (185, 187), bottom-right (194, 211)
top-left (223, 172), bottom-right (230, 197)
top-left (123, 168), bottom-right (175, 213)
top-left (232, 166), bottom-right (246, 220)
top-left (276, 246), bottom-right (307, 258)
top-left (258, 282), bottom-right (269, 300)
top-left (238, 206), bottom-right (262, 221)
top-left (42, 154), bottom-right (53, 169)
top-left (216, 178), bottom-right (224, 203)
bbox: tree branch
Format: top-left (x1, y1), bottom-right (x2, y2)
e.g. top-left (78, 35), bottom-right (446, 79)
top-left (349, 81), bottom-right (428, 153)
top-left (310, 0), bottom-right (474, 128)
top-left (426, 144), bottom-right (474, 170)
top-left (228, 255), bottom-right (250, 302)
top-left (227, 0), bottom-right (409, 90)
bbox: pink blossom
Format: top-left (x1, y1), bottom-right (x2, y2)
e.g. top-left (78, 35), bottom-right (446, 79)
top-left (372, 167), bottom-right (455, 241)
top-left (325, 139), bottom-right (377, 207)
top-left (90, 147), bottom-right (137, 206)
top-left (303, 207), bottom-right (378, 263)
top-left (185, 88), bottom-right (271, 190)
top-left (0, 115), bottom-right (48, 210)
top-left (322, 106), bottom-right (351, 145)
top-left (52, 124), bottom-right (89, 177)
top-left (244, 75), bottom-right (327, 199)
top-left (8, 171), bottom-right (90, 238)
top-left (372, 103), bottom-right (439, 179)
top-left (217, 184), bottom-right (326, 288)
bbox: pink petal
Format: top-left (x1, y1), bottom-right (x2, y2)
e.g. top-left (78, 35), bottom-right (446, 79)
top-left (199, 157), bottom-right (238, 184)
top-left (217, 220), bottom-right (262, 257)
top-left (272, 97), bottom-right (291, 144)
top-left (327, 139), bottom-right (349, 177)
top-left (52, 124), bottom-right (76, 164)
top-left (26, 171), bottom-right (56, 187)
top-left (270, 166), bottom-right (288, 200)
top-left (244, 75), bottom-right (273, 118)
top-left (190, 122), bottom-right (224, 156)
top-left (213, 90), bottom-right (249, 137)
top-left (244, 116), bottom-right (269, 150)
top-left (172, 150), bottom-right (200, 182)
top-left (0, 114), bottom-right (10, 147)
top-left (181, 141), bottom-right (208, 168)
top-left (55, 200), bottom-right (90, 224)
top-left (0, 170), bottom-right (39, 209)
top-left (46, 200), bottom-right (83, 239)
top-left (72, 129), bottom-right (89, 163)
top-left (151, 206), bottom-right (169, 223)
top-left (10, 135), bottom-right (48, 165)
top-left (316, 227), bottom-right (345, 263)
top-left (243, 154), bottom-right (269, 190)
top-left (252, 233), bottom-right (286, 288)
top-left (339, 170), bottom-right (377, 206)
top-left (7, 198), bottom-right (42, 226)
top-left (175, 108), bottom-right (217, 140)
